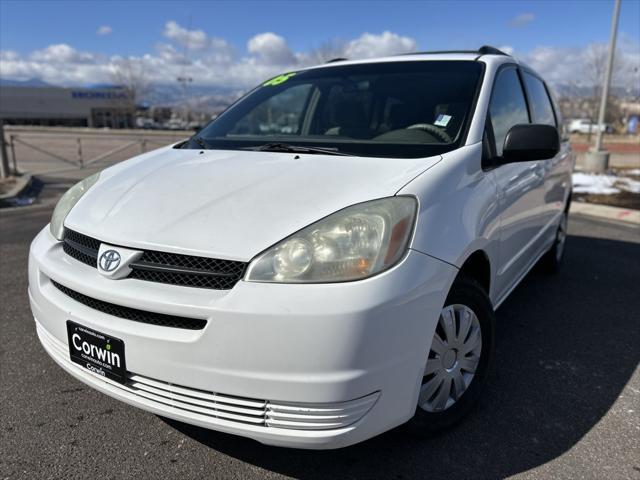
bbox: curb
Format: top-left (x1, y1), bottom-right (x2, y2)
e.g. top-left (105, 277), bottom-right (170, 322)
top-left (0, 174), bottom-right (33, 200)
top-left (570, 202), bottom-right (640, 227)
top-left (0, 199), bottom-right (57, 217)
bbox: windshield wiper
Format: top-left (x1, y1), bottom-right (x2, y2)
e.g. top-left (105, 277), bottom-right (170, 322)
top-left (191, 136), bottom-right (209, 149)
top-left (242, 143), bottom-right (353, 156)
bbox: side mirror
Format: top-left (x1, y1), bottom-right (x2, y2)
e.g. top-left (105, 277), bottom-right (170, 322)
top-left (502, 124), bottom-right (560, 162)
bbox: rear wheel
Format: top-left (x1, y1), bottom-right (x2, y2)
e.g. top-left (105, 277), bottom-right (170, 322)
top-left (405, 276), bottom-right (495, 435)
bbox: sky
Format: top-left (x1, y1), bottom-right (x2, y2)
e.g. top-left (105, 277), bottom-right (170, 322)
top-left (0, 0), bottom-right (639, 90)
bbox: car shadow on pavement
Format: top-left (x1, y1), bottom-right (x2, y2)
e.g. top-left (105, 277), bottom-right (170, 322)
top-left (162, 234), bottom-right (640, 479)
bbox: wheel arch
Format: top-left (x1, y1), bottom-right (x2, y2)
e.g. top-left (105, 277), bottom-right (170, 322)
top-left (457, 250), bottom-right (491, 297)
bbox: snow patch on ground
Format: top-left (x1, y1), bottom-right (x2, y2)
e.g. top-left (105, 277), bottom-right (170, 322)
top-left (572, 172), bottom-right (640, 195)
top-left (621, 177), bottom-right (640, 193)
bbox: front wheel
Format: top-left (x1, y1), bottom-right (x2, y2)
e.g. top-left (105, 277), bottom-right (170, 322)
top-left (540, 210), bottom-right (568, 273)
top-left (405, 276), bottom-right (495, 435)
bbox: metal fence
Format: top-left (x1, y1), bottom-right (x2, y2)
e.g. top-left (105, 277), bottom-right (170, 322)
top-left (2, 126), bottom-right (191, 177)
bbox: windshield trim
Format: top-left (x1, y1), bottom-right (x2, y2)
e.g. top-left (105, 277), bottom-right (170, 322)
top-left (184, 60), bottom-right (486, 159)
top-left (457, 61), bottom-right (486, 147)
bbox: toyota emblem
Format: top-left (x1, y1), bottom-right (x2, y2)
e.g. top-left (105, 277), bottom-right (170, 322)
top-left (99, 249), bottom-right (121, 272)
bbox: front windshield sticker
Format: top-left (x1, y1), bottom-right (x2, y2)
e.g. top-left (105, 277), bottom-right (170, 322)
top-left (263, 72), bottom-right (296, 86)
top-left (434, 114), bottom-right (452, 127)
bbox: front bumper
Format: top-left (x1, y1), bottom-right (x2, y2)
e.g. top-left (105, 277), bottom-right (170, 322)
top-left (29, 226), bottom-right (457, 449)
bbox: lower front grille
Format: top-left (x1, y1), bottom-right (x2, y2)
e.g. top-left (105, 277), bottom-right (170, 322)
top-left (127, 374), bottom-right (380, 430)
top-left (51, 280), bottom-right (207, 330)
top-left (127, 373), bottom-right (267, 426)
top-left (36, 322), bottom-right (379, 431)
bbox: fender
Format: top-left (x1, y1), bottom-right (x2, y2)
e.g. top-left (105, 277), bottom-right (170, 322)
top-left (399, 143), bottom-right (500, 302)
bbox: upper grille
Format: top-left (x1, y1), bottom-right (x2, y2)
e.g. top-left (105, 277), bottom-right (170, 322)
top-left (62, 229), bottom-right (246, 290)
top-left (52, 280), bottom-right (206, 330)
top-left (129, 250), bottom-right (246, 290)
top-left (63, 229), bottom-right (99, 268)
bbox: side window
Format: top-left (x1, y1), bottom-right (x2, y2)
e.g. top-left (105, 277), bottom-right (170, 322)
top-left (522, 72), bottom-right (556, 126)
top-left (489, 68), bottom-right (529, 156)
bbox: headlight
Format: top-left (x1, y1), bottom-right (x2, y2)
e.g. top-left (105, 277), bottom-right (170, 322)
top-left (50, 172), bottom-right (100, 240)
top-left (245, 196), bottom-right (417, 283)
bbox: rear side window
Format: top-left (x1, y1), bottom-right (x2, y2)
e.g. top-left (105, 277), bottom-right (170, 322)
top-left (489, 67), bottom-right (529, 156)
top-left (522, 72), bottom-right (556, 126)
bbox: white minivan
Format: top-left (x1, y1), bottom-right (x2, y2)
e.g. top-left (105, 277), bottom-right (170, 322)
top-left (29, 46), bottom-right (573, 449)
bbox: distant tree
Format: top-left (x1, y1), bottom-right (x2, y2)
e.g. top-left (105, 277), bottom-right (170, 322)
top-left (307, 39), bottom-right (347, 64)
top-left (110, 58), bottom-right (152, 105)
top-left (584, 44), bottom-right (625, 134)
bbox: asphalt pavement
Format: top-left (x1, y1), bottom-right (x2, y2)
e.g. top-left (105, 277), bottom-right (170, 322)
top-left (1, 206), bottom-right (639, 480)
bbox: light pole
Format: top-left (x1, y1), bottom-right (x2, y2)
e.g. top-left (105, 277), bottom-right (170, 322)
top-left (584, 0), bottom-right (621, 173)
top-left (177, 76), bottom-right (193, 125)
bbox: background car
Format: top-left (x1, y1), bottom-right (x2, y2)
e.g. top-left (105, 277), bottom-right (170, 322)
top-left (568, 118), bottom-right (613, 134)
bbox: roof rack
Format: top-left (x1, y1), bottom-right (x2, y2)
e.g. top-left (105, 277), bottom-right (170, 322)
top-left (477, 45), bottom-right (509, 56)
top-left (400, 45), bottom-right (510, 58)
top-left (326, 57), bottom-right (348, 63)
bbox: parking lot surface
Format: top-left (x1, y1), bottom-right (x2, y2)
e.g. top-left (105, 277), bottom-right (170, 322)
top-left (1, 207), bottom-right (639, 479)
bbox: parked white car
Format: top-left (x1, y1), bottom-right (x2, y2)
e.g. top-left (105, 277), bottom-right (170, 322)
top-left (568, 118), bottom-right (612, 134)
top-left (29, 46), bottom-right (573, 449)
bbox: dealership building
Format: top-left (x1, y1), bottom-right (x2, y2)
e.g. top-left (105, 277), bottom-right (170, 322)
top-left (0, 85), bottom-right (135, 128)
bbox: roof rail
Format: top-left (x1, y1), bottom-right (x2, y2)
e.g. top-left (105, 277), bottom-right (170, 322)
top-left (326, 57), bottom-right (347, 63)
top-left (398, 46), bottom-right (511, 58)
top-left (402, 50), bottom-right (478, 56)
top-left (477, 45), bottom-right (509, 56)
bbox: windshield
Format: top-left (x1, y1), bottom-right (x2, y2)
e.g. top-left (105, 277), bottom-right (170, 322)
top-left (184, 61), bottom-right (484, 158)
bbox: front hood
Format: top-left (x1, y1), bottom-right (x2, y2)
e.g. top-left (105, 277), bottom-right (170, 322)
top-left (66, 146), bottom-right (440, 261)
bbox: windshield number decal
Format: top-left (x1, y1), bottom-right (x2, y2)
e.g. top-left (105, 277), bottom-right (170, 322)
top-left (263, 72), bottom-right (296, 86)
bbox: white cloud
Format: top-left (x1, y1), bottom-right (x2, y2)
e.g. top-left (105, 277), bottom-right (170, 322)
top-left (30, 44), bottom-right (96, 64)
top-left (162, 20), bottom-right (233, 57)
top-left (2, 26), bottom-right (637, 97)
top-left (509, 13), bottom-right (535, 28)
top-left (161, 21), bottom-right (235, 65)
top-left (343, 31), bottom-right (417, 59)
top-left (97, 25), bottom-right (112, 36)
top-left (247, 32), bottom-right (296, 65)
top-left (522, 46), bottom-right (576, 83)
top-left (155, 42), bottom-right (187, 64)
top-left (516, 40), bottom-right (640, 92)
top-left (0, 28), bottom-right (418, 89)
top-left (0, 50), bottom-right (19, 61)
top-left (2, 47), bottom-right (120, 86)
top-left (163, 20), bottom-right (208, 50)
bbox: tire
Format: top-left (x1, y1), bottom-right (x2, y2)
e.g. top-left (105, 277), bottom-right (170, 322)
top-left (540, 208), bottom-right (569, 273)
top-left (404, 276), bottom-right (495, 436)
